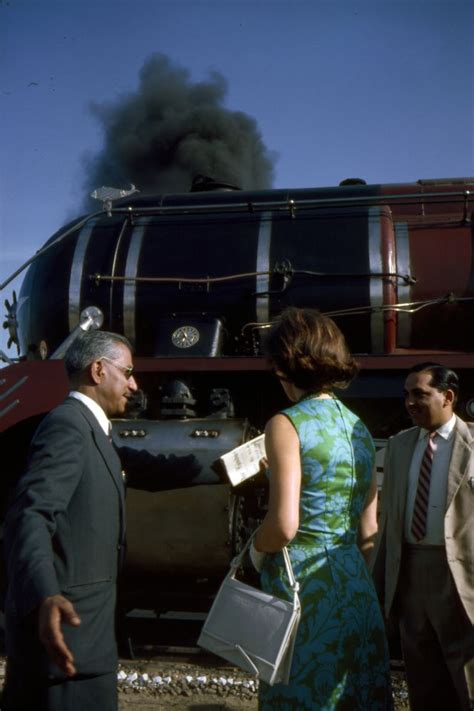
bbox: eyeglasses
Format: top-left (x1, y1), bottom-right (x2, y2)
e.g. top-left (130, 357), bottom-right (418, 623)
top-left (100, 357), bottom-right (135, 379)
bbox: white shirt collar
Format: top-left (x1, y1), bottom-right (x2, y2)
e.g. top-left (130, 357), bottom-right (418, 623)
top-left (418, 413), bottom-right (456, 442)
top-left (69, 391), bottom-right (111, 436)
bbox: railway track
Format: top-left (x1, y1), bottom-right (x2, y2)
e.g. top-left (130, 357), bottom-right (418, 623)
top-left (0, 611), bottom-right (410, 709)
top-left (116, 610), bottom-right (409, 709)
top-left (114, 610), bottom-right (259, 709)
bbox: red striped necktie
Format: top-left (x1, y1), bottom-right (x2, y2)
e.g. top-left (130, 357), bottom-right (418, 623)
top-left (411, 432), bottom-right (437, 541)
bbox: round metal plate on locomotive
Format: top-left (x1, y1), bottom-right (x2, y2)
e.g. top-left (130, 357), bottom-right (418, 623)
top-left (171, 326), bottom-right (200, 349)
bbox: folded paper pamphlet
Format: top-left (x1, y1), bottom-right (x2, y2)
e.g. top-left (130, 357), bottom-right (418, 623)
top-left (218, 434), bottom-right (266, 486)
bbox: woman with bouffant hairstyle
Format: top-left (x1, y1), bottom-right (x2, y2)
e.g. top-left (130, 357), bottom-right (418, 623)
top-left (266, 306), bottom-right (358, 393)
top-left (253, 308), bottom-right (392, 710)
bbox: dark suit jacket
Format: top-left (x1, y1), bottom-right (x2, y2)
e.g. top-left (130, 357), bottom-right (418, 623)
top-left (3, 396), bottom-right (200, 679)
top-left (370, 415), bottom-right (474, 625)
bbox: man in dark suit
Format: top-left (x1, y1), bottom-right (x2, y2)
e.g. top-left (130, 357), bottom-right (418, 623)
top-left (2, 330), bottom-right (200, 710)
top-left (371, 364), bottom-right (474, 711)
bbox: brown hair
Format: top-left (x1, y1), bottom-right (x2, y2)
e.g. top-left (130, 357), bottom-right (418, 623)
top-left (266, 307), bottom-right (358, 393)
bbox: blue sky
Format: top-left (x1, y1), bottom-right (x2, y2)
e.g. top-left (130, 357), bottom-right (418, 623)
top-left (0, 0), bottom-right (473, 356)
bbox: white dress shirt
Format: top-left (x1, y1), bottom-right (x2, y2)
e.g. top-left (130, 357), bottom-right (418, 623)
top-left (404, 414), bottom-right (456, 545)
top-left (69, 391), bottom-right (111, 437)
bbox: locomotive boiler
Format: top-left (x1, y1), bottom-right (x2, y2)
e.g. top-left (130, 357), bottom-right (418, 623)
top-left (1, 176), bottom-right (473, 613)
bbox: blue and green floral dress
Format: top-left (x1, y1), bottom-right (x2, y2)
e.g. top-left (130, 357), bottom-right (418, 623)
top-left (259, 397), bottom-right (392, 710)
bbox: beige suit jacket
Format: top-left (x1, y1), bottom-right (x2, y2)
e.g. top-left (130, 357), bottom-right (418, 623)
top-left (370, 416), bottom-right (474, 625)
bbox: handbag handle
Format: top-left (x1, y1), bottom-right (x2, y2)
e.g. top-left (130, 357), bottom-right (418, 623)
top-left (230, 535), bottom-right (300, 605)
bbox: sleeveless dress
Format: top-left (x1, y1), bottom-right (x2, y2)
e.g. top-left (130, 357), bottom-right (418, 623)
top-left (259, 397), bottom-right (392, 710)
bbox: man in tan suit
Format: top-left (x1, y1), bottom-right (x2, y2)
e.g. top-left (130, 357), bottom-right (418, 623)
top-left (371, 363), bottom-right (474, 711)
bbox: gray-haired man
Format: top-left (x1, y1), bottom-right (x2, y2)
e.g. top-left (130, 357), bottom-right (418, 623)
top-left (3, 330), bottom-right (200, 710)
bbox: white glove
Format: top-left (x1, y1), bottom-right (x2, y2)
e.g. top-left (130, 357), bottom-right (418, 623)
top-left (249, 537), bottom-right (266, 572)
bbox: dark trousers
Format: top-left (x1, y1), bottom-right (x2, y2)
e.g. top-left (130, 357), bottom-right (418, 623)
top-left (398, 545), bottom-right (474, 711)
top-left (1, 659), bottom-right (118, 711)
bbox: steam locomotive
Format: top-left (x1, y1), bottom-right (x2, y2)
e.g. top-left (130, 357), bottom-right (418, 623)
top-left (1, 176), bottom-right (473, 613)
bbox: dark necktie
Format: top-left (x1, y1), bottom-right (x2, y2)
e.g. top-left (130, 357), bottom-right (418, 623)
top-left (411, 432), bottom-right (437, 541)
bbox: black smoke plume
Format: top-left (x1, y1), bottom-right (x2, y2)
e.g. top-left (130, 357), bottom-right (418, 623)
top-left (83, 53), bottom-right (276, 202)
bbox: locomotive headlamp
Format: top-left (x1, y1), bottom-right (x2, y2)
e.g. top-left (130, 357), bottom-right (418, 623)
top-left (49, 306), bottom-right (104, 360)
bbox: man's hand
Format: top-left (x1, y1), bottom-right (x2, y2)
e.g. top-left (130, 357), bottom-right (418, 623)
top-left (38, 594), bottom-right (81, 676)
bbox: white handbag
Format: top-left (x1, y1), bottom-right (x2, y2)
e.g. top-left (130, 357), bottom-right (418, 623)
top-left (197, 536), bottom-right (301, 686)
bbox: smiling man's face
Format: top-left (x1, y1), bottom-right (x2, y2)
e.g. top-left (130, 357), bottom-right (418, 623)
top-left (404, 371), bottom-right (453, 431)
